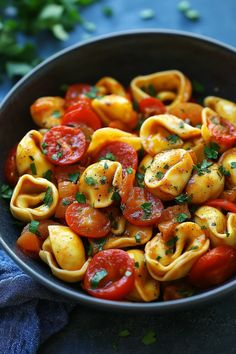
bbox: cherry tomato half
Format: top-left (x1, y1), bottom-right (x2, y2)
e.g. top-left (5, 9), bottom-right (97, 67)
top-left (205, 199), bottom-right (236, 213)
top-left (188, 245), bottom-right (236, 288)
top-left (208, 116), bottom-right (236, 148)
top-left (83, 249), bottom-right (135, 300)
top-left (62, 98), bottom-right (102, 131)
top-left (65, 201), bottom-right (111, 238)
top-left (4, 144), bottom-right (18, 186)
top-left (139, 97), bottom-right (166, 116)
top-left (42, 126), bottom-right (86, 166)
top-left (65, 84), bottom-right (92, 107)
top-left (95, 141), bottom-right (138, 171)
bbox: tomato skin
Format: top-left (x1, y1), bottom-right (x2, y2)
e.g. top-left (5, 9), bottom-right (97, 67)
top-left (55, 164), bottom-right (85, 183)
top-left (95, 141), bottom-right (138, 171)
top-left (65, 84), bottom-right (92, 107)
top-left (188, 245), bottom-right (236, 288)
top-left (65, 202), bottom-right (111, 238)
top-left (205, 199), bottom-right (236, 213)
top-left (62, 98), bottom-right (102, 131)
top-left (139, 97), bottom-right (166, 116)
top-left (4, 145), bottom-right (18, 186)
top-left (83, 249), bottom-right (135, 300)
top-left (208, 117), bottom-right (236, 148)
top-left (55, 181), bottom-right (77, 219)
top-left (42, 126), bottom-right (86, 166)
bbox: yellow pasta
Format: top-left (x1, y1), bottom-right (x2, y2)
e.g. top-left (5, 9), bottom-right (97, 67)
top-left (204, 96), bottom-right (236, 127)
top-left (30, 96), bottom-right (65, 128)
top-left (145, 222), bottom-right (210, 281)
top-left (10, 174), bottom-right (58, 221)
top-left (95, 77), bottom-right (127, 97)
top-left (219, 148), bottom-right (236, 187)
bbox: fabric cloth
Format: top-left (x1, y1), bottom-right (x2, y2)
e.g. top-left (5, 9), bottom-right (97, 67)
top-left (0, 250), bottom-right (74, 354)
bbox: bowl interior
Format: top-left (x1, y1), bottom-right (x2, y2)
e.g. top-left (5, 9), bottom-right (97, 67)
top-left (1, 30), bottom-right (236, 312)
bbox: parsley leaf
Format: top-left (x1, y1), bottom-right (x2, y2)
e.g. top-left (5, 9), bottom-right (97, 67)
top-left (135, 232), bottom-right (142, 243)
top-left (85, 176), bottom-right (97, 186)
top-left (136, 173), bottom-right (145, 188)
top-left (30, 162), bottom-right (37, 175)
top-left (156, 171), bottom-right (164, 180)
top-left (176, 213), bottom-right (189, 223)
top-left (166, 236), bottom-right (178, 248)
top-left (102, 6), bottom-right (113, 17)
top-left (118, 329), bottom-right (130, 337)
top-left (175, 193), bottom-right (192, 204)
top-left (90, 269), bottom-right (108, 289)
top-left (42, 169), bottom-right (53, 181)
top-left (99, 152), bottom-right (116, 161)
top-left (193, 160), bottom-right (213, 176)
top-left (126, 167), bottom-right (133, 174)
top-left (204, 142), bottom-right (220, 160)
top-left (43, 187), bottom-right (53, 207)
top-left (142, 330), bottom-right (157, 345)
top-left (29, 220), bottom-right (40, 235)
top-left (0, 183), bottom-right (13, 200)
top-left (231, 162), bottom-right (236, 169)
top-left (141, 202), bottom-right (152, 219)
top-left (218, 165), bottom-right (230, 177)
top-left (68, 172), bottom-right (81, 183)
top-left (76, 192), bottom-right (86, 204)
top-left (167, 134), bottom-right (180, 144)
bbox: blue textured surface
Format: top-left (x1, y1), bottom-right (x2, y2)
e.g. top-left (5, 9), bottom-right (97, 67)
top-left (1, 0), bottom-right (236, 353)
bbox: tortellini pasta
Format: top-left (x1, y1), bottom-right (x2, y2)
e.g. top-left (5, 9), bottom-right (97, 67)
top-left (185, 162), bottom-right (225, 204)
top-left (140, 114), bottom-right (201, 156)
top-left (30, 96), bottom-right (65, 128)
top-left (194, 206), bottom-right (236, 247)
top-left (92, 94), bottom-right (137, 126)
top-left (219, 148), bottom-right (236, 187)
top-left (39, 225), bottom-right (90, 282)
top-left (95, 77), bottom-right (127, 97)
top-left (144, 149), bottom-right (194, 200)
top-left (145, 222), bottom-right (210, 281)
top-left (131, 70), bottom-right (192, 108)
top-left (204, 96), bottom-right (236, 127)
top-left (10, 174), bottom-right (58, 221)
top-left (16, 130), bottom-right (53, 178)
top-left (79, 160), bottom-right (123, 208)
top-left (87, 127), bottom-right (142, 156)
top-left (126, 250), bottom-right (160, 302)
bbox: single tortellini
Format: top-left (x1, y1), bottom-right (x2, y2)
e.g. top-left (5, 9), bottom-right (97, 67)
top-left (194, 206), bottom-right (236, 247)
top-left (30, 96), bottom-right (65, 128)
top-left (79, 160), bottom-right (123, 208)
top-left (130, 70), bottom-right (192, 108)
top-left (144, 149), bottom-right (194, 200)
top-left (145, 222), bottom-right (210, 281)
top-left (89, 223), bottom-right (152, 254)
top-left (91, 94), bottom-right (137, 127)
top-left (126, 250), bottom-right (160, 302)
top-left (39, 225), bottom-right (90, 282)
top-left (95, 77), bottom-right (127, 97)
top-left (219, 148), bottom-right (236, 187)
top-left (204, 96), bottom-right (236, 127)
top-left (10, 174), bottom-right (58, 221)
top-left (140, 114), bottom-right (201, 156)
top-left (185, 162), bottom-right (225, 204)
top-left (16, 130), bottom-right (53, 178)
top-left (87, 127), bottom-right (142, 156)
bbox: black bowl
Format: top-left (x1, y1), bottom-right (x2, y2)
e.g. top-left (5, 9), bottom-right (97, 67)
top-left (1, 30), bottom-right (236, 312)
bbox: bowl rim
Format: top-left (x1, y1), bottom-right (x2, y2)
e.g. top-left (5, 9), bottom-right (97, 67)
top-left (1, 29), bottom-right (236, 312)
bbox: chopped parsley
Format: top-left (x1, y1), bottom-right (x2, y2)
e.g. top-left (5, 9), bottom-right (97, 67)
top-left (62, 198), bottom-right (71, 206)
top-left (179, 121), bottom-right (184, 129)
top-left (85, 86), bottom-right (100, 99)
top-left (167, 134), bottom-right (180, 144)
top-left (142, 330), bottom-right (157, 345)
top-left (104, 162), bottom-right (109, 170)
top-left (111, 191), bottom-right (121, 201)
top-left (42, 142), bottom-right (48, 149)
top-left (126, 167), bottom-right (133, 174)
top-left (43, 187), bottom-right (53, 207)
top-left (68, 172), bottom-right (80, 183)
top-left (141, 202), bottom-right (152, 219)
top-left (218, 165), bottom-right (230, 177)
top-left (135, 261), bottom-right (139, 268)
top-left (136, 173), bottom-right (145, 188)
top-left (90, 269), bottom-right (108, 289)
top-left (189, 245), bottom-right (199, 251)
top-left (99, 152), bottom-right (116, 161)
top-left (51, 110), bottom-right (61, 118)
top-left (118, 329), bottom-right (130, 337)
top-left (30, 162), bottom-right (37, 175)
top-left (57, 151), bottom-right (63, 159)
top-left (156, 255), bottom-right (162, 261)
top-left (193, 159), bottom-right (213, 176)
top-left (231, 162), bottom-right (236, 169)
top-left (164, 164), bottom-right (169, 170)
top-left (43, 169), bottom-right (53, 181)
top-left (0, 184), bottom-right (13, 200)
top-left (100, 176), bottom-right (107, 184)
top-left (102, 6), bottom-right (113, 17)
top-left (204, 142), bottom-right (220, 160)
top-left (156, 171), bottom-right (164, 180)
top-left (175, 193), bottom-right (192, 204)
top-left (135, 232), bottom-right (142, 243)
top-left (176, 213), bottom-right (189, 223)
top-left (85, 176), bottom-right (97, 186)
top-left (166, 236), bottom-right (178, 248)
top-left (76, 192), bottom-right (86, 204)
top-left (94, 238), bottom-right (107, 252)
top-left (29, 220), bottom-right (40, 235)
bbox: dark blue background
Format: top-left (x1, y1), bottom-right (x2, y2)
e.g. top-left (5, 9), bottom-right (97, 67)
top-left (1, 0), bottom-right (236, 353)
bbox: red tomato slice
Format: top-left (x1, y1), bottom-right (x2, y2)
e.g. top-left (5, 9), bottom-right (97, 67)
top-left (188, 245), bottom-right (236, 288)
top-left (42, 126), bottom-right (86, 166)
top-left (208, 116), bottom-right (236, 148)
top-left (139, 97), bottom-right (166, 116)
top-left (62, 98), bottom-right (102, 131)
top-left (205, 199), bottom-right (236, 213)
top-left (4, 144), bottom-right (18, 186)
top-left (83, 249), bottom-right (135, 300)
top-left (95, 141), bottom-right (138, 171)
top-left (65, 84), bottom-right (92, 107)
top-left (65, 201), bottom-right (111, 238)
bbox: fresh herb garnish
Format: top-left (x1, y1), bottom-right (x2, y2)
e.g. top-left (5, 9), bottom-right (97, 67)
top-left (218, 165), bottom-right (230, 177)
top-left (68, 172), bottom-right (80, 183)
top-left (76, 192), bottom-right (86, 204)
top-left (94, 238), bottom-right (107, 252)
top-left (43, 187), bottom-right (53, 207)
top-left (204, 142), bottom-right (220, 160)
top-left (135, 232), bottom-right (142, 243)
top-left (99, 152), bottom-right (116, 161)
top-left (166, 236), bottom-right (178, 248)
top-left (176, 213), bottom-right (189, 223)
top-left (141, 202), bottom-right (152, 219)
top-left (62, 198), bottom-right (71, 206)
top-left (104, 162), bottom-right (109, 170)
top-left (100, 176), bottom-right (107, 184)
top-left (231, 162), bottom-right (236, 169)
top-left (85, 176), bottom-right (97, 186)
top-left (164, 164), bottom-right (169, 170)
top-left (51, 110), bottom-right (61, 118)
top-left (85, 86), bottom-right (100, 99)
top-left (179, 121), bottom-right (184, 129)
top-left (30, 162), bottom-right (37, 175)
top-left (156, 255), bottom-right (162, 261)
top-left (126, 167), bottom-right (133, 174)
top-left (142, 330), bottom-right (157, 345)
top-left (193, 159), bottom-right (213, 176)
top-left (0, 183), bottom-right (13, 200)
top-left (111, 191), bottom-right (121, 201)
top-left (189, 245), bottom-right (199, 251)
top-left (175, 193), bottom-right (192, 204)
top-left (102, 6), bottom-right (113, 17)
top-left (118, 329), bottom-right (130, 337)
top-left (43, 169), bottom-right (53, 181)
top-left (29, 220), bottom-right (40, 235)
top-left (135, 261), bottom-right (139, 268)
top-left (136, 173), bottom-right (145, 188)
top-left (90, 269), bottom-right (108, 289)
top-left (167, 134), bottom-right (180, 144)
top-left (156, 171), bottom-right (164, 180)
